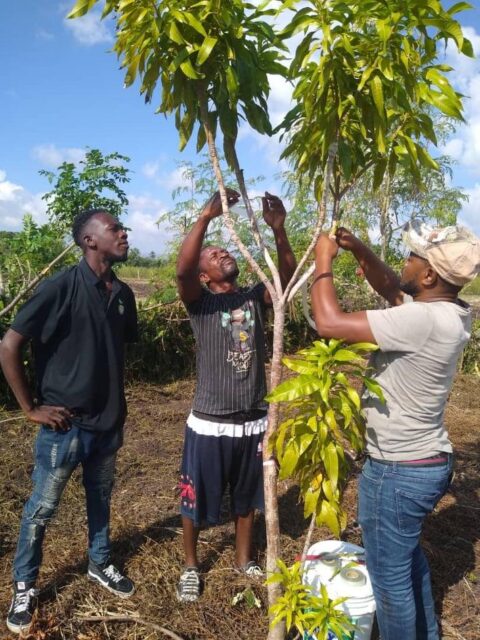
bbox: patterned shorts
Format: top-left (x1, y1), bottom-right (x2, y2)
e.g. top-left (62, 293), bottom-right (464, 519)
top-left (179, 412), bottom-right (267, 527)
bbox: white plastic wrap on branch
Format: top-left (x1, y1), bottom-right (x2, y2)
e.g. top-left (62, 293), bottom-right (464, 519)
top-left (301, 280), bottom-right (317, 330)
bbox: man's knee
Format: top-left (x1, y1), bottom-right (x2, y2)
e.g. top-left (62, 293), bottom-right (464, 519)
top-left (24, 499), bottom-right (58, 527)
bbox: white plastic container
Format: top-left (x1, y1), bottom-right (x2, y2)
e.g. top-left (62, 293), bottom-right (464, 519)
top-left (302, 540), bottom-right (376, 640)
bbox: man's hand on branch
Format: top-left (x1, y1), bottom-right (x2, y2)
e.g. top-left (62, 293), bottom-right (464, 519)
top-left (262, 192), bottom-right (287, 231)
top-left (200, 189), bottom-right (240, 222)
top-left (335, 227), bottom-right (361, 252)
top-left (315, 233), bottom-right (339, 260)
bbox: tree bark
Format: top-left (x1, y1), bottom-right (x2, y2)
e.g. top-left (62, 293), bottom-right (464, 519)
top-left (264, 302), bottom-right (286, 640)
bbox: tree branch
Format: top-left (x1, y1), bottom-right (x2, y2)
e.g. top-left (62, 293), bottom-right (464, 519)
top-left (283, 141), bottom-right (338, 305)
top-left (196, 86), bottom-right (277, 303)
top-left (0, 242), bottom-right (76, 319)
top-left (224, 137), bottom-right (282, 295)
top-left (77, 615), bottom-right (184, 640)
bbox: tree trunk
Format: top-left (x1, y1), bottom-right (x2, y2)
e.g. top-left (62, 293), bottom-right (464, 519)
top-left (264, 302), bottom-right (286, 640)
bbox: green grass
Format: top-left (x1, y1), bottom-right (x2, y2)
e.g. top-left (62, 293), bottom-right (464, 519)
top-left (464, 276), bottom-right (480, 296)
top-left (116, 265), bottom-right (164, 279)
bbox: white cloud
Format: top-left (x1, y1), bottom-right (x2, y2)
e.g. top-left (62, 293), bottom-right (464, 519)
top-left (441, 26), bottom-right (480, 177)
top-left (458, 184), bottom-right (480, 236)
top-left (142, 162), bottom-right (191, 192)
top-left (36, 28), bottom-right (54, 41)
top-left (0, 171), bottom-right (48, 230)
top-left (0, 178), bottom-right (23, 203)
top-left (0, 176), bottom-right (172, 255)
top-left (267, 75), bottom-right (294, 128)
top-left (32, 144), bottom-right (85, 168)
top-left (64, 11), bottom-right (113, 46)
top-left (142, 161), bottom-right (161, 180)
top-left (125, 194), bottom-right (172, 254)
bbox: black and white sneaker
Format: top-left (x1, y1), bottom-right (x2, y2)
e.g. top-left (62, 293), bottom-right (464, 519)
top-left (6, 581), bottom-right (38, 634)
top-left (176, 567), bottom-right (201, 603)
top-left (87, 560), bottom-right (135, 598)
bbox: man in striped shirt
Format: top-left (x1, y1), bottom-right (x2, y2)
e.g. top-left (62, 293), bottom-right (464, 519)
top-left (175, 189), bottom-right (296, 602)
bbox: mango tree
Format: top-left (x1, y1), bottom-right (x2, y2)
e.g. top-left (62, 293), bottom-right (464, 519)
top-left (265, 0), bottom-right (472, 622)
top-left (68, 1), bottom-right (472, 638)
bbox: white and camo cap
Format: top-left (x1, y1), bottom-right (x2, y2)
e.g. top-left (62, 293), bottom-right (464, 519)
top-left (402, 220), bottom-right (480, 287)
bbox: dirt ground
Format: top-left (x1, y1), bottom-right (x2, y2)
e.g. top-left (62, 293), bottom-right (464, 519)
top-left (0, 373), bottom-right (478, 640)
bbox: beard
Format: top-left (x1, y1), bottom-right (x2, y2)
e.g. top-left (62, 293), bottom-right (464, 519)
top-left (221, 259), bottom-right (239, 280)
top-left (400, 278), bottom-right (420, 296)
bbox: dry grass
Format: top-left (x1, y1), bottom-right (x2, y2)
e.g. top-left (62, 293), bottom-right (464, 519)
top-left (0, 375), bottom-right (479, 640)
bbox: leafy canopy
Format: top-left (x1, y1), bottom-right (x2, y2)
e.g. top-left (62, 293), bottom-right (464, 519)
top-left (68, 0), bottom-right (287, 163)
top-left (278, 0), bottom-right (473, 198)
top-left (40, 148), bottom-right (131, 232)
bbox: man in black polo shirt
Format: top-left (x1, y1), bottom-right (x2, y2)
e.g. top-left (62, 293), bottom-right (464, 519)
top-left (0, 209), bottom-right (138, 634)
top-left (175, 190), bottom-right (296, 602)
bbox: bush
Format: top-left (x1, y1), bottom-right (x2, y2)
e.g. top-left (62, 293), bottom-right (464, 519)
top-left (461, 319), bottom-right (480, 375)
top-left (125, 300), bottom-right (196, 384)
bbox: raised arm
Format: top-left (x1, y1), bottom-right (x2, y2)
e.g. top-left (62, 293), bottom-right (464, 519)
top-left (0, 329), bottom-right (73, 429)
top-left (262, 192), bottom-right (297, 304)
top-left (311, 234), bottom-right (376, 344)
top-left (336, 227), bottom-right (403, 306)
top-left (176, 189), bottom-right (240, 304)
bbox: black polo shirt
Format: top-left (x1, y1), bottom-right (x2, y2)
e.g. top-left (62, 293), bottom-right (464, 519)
top-left (11, 258), bottom-right (138, 432)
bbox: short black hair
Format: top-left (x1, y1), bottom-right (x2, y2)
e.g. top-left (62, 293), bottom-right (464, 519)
top-left (72, 208), bottom-right (108, 247)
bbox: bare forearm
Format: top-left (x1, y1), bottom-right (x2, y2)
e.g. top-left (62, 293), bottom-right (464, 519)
top-left (176, 216), bottom-right (210, 280)
top-left (0, 344), bottom-right (35, 413)
top-left (273, 227), bottom-right (297, 290)
top-left (311, 253), bottom-right (375, 344)
top-left (351, 242), bottom-right (402, 305)
top-left (312, 255), bottom-right (343, 330)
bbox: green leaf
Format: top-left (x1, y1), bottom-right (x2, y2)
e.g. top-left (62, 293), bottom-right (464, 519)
top-left (373, 158), bottom-right (387, 191)
top-left (346, 386), bottom-right (361, 410)
top-left (447, 2), bottom-right (474, 16)
top-left (461, 38), bottom-right (474, 57)
top-left (416, 145), bottom-right (439, 171)
top-left (351, 342), bottom-right (378, 352)
top-left (279, 444), bottom-right (299, 478)
top-left (333, 349), bottom-right (363, 363)
top-left (316, 499), bottom-right (340, 537)
top-left (282, 357), bottom-right (317, 375)
top-left (196, 124), bottom-right (207, 152)
top-left (183, 11), bottom-right (207, 37)
top-left (304, 486), bottom-right (321, 517)
top-left (370, 76), bottom-right (384, 116)
top-left (266, 375), bottom-right (322, 403)
top-left (168, 21), bottom-right (186, 45)
top-left (363, 377), bottom-right (385, 403)
top-left (67, 0), bottom-right (98, 19)
top-left (225, 66), bottom-right (239, 100)
top-left (323, 441), bottom-right (339, 490)
top-left (179, 59), bottom-right (204, 80)
top-left (197, 36), bottom-right (218, 66)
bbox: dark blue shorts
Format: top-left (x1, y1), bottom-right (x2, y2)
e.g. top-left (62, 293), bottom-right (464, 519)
top-left (179, 412), bottom-right (267, 527)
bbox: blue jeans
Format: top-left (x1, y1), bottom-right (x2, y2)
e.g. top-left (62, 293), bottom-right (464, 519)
top-left (13, 425), bottom-right (122, 584)
top-left (358, 455), bottom-right (453, 640)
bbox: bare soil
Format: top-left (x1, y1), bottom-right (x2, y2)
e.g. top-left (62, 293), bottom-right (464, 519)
top-left (0, 374), bottom-right (478, 640)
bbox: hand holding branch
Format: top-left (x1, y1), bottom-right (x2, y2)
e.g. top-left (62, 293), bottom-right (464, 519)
top-left (200, 189), bottom-right (240, 222)
top-left (262, 192), bottom-right (287, 231)
top-left (315, 232), bottom-right (340, 261)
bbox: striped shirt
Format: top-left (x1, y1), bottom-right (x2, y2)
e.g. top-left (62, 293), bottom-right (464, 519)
top-left (187, 284), bottom-right (268, 415)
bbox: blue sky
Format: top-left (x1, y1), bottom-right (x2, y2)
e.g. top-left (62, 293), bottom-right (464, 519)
top-left (0, 1), bottom-right (479, 254)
